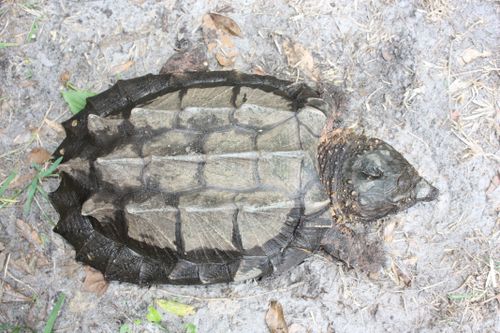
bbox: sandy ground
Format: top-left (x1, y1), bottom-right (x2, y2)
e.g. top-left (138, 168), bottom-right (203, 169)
top-left (0, 0), bottom-right (498, 332)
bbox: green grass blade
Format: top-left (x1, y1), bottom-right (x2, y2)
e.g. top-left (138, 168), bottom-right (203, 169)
top-left (32, 163), bottom-right (43, 172)
top-left (0, 42), bottom-right (17, 49)
top-left (43, 293), bottom-right (65, 333)
top-left (40, 157), bottom-right (63, 178)
top-left (23, 178), bottom-right (38, 215)
top-left (0, 172), bottom-right (16, 196)
top-left (26, 19), bottom-right (39, 42)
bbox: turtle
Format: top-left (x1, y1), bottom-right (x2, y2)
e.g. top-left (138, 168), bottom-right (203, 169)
top-left (49, 70), bottom-right (439, 285)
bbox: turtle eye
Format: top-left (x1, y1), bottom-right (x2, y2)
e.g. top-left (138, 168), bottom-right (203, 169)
top-left (361, 164), bottom-right (383, 179)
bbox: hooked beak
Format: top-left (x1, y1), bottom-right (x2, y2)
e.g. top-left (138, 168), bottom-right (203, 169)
top-left (414, 178), bottom-right (439, 202)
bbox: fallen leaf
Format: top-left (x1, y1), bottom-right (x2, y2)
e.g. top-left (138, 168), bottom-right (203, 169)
top-left (201, 14), bottom-right (219, 46)
top-left (44, 118), bottom-right (65, 134)
top-left (16, 219), bottom-right (42, 246)
top-left (459, 48), bottom-right (491, 65)
top-left (220, 33), bottom-right (236, 49)
top-left (266, 300), bottom-right (288, 333)
top-left (381, 48), bottom-right (394, 61)
top-left (156, 299), bottom-right (195, 317)
top-left (390, 261), bottom-right (412, 287)
top-left (282, 39), bottom-right (316, 79)
top-left (59, 71), bottom-right (70, 85)
top-left (450, 109), bottom-right (460, 122)
top-left (206, 41), bottom-right (217, 53)
top-left (28, 147), bottom-right (52, 164)
top-left (160, 46), bottom-right (208, 74)
top-left (215, 51), bottom-right (235, 67)
top-left (209, 13), bottom-right (242, 37)
top-left (252, 66), bottom-right (267, 76)
top-left (486, 174), bottom-right (500, 195)
top-left (111, 60), bottom-right (135, 75)
top-left (82, 266), bottom-right (108, 296)
top-left (146, 306), bottom-right (162, 324)
top-left (201, 13), bottom-right (240, 69)
top-left (383, 220), bottom-right (396, 243)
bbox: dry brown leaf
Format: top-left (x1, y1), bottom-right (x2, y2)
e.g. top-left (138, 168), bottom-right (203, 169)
top-left (383, 220), bottom-right (396, 243)
top-left (28, 147), bottom-right (52, 164)
top-left (111, 60), bottom-right (134, 75)
top-left (282, 39), bottom-right (315, 79)
top-left (202, 13), bottom-right (240, 69)
top-left (266, 300), bottom-right (288, 333)
top-left (486, 174), bottom-right (500, 195)
top-left (381, 48), bottom-right (394, 61)
top-left (253, 66), bottom-right (267, 76)
top-left (209, 13), bottom-right (242, 37)
top-left (82, 266), bottom-right (108, 296)
top-left (44, 118), bottom-right (65, 134)
top-left (391, 261), bottom-right (412, 287)
top-left (215, 52), bottom-right (235, 67)
top-left (202, 14), bottom-right (219, 45)
top-left (16, 219), bottom-right (42, 246)
top-left (59, 71), bottom-right (70, 85)
top-left (459, 48), bottom-right (491, 65)
top-left (207, 41), bottom-right (217, 53)
top-left (450, 109), bottom-right (460, 122)
top-left (220, 34), bottom-right (235, 49)
top-left (160, 46), bottom-right (208, 74)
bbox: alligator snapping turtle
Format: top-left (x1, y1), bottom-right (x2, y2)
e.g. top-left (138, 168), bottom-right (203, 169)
top-left (49, 71), bottom-right (438, 285)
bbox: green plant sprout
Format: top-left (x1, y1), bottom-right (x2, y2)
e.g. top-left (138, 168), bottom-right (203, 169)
top-left (62, 83), bottom-right (96, 115)
top-left (24, 157), bottom-right (63, 215)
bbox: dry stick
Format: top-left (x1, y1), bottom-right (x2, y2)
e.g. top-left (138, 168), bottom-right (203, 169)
top-left (0, 253), bottom-right (11, 303)
top-left (6, 272), bottom-right (37, 297)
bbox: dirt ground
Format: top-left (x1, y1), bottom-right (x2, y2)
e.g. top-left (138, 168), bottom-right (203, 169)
top-left (0, 0), bottom-right (498, 332)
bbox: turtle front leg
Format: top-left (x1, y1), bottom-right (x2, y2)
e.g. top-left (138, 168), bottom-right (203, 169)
top-left (320, 221), bottom-right (386, 273)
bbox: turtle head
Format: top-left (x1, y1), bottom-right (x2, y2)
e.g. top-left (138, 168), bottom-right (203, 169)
top-left (318, 130), bottom-right (439, 223)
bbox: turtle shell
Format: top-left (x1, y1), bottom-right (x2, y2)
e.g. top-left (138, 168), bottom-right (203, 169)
top-left (50, 71), bottom-right (333, 285)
